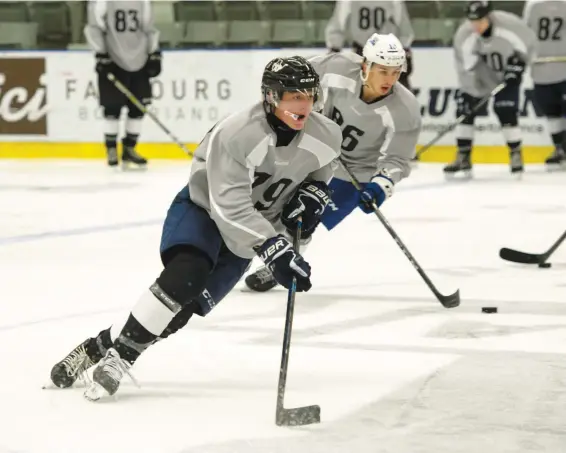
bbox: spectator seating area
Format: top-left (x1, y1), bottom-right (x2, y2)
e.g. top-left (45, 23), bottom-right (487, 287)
top-left (0, 1), bottom-right (527, 50)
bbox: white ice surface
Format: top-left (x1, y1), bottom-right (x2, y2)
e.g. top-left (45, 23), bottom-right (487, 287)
top-left (1, 160), bottom-right (566, 453)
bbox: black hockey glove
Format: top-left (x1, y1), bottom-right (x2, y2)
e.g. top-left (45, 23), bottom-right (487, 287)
top-left (95, 53), bottom-right (112, 75)
top-left (455, 91), bottom-right (480, 117)
top-left (281, 181), bottom-right (331, 239)
top-left (254, 235), bottom-right (311, 292)
top-left (504, 53), bottom-right (526, 86)
top-left (145, 51), bottom-right (162, 78)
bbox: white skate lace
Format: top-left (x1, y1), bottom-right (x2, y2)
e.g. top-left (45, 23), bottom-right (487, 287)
top-left (62, 346), bottom-right (94, 384)
top-left (256, 266), bottom-right (275, 284)
top-left (101, 350), bottom-right (140, 388)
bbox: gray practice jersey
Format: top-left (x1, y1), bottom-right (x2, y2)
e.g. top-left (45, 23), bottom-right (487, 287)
top-left (454, 10), bottom-right (536, 97)
top-left (326, 1), bottom-right (414, 50)
top-left (84, 0), bottom-right (160, 72)
top-left (309, 52), bottom-right (420, 184)
top-left (188, 102), bottom-right (342, 259)
top-left (523, 0), bottom-right (566, 84)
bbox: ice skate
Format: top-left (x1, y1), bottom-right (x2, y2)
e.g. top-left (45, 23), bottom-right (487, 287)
top-left (545, 147), bottom-right (565, 170)
top-left (49, 338), bottom-right (101, 389)
top-left (106, 147), bottom-right (119, 167)
top-left (121, 145), bottom-right (147, 171)
top-left (510, 150), bottom-right (524, 179)
top-left (244, 265), bottom-right (279, 292)
top-left (443, 153), bottom-right (472, 180)
top-left (84, 348), bottom-right (136, 401)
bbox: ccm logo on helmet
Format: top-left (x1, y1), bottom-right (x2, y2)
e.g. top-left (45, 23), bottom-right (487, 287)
top-left (300, 78), bottom-right (315, 83)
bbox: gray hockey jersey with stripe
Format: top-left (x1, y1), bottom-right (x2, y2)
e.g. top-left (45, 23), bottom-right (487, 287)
top-left (523, 0), bottom-right (566, 84)
top-left (309, 52), bottom-right (420, 184)
top-left (326, 1), bottom-right (414, 50)
top-left (84, 0), bottom-right (160, 72)
top-left (453, 10), bottom-right (536, 97)
top-left (188, 102), bottom-right (343, 259)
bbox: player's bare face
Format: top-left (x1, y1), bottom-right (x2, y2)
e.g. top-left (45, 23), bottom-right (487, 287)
top-left (365, 64), bottom-right (402, 98)
top-left (275, 91), bottom-right (315, 130)
top-left (470, 17), bottom-right (490, 35)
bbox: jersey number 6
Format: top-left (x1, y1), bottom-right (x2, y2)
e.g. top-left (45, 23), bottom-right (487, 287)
top-left (331, 107), bottom-right (365, 152)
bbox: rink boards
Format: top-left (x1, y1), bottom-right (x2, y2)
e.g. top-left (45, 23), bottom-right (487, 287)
top-left (0, 48), bottom-right (554, 162)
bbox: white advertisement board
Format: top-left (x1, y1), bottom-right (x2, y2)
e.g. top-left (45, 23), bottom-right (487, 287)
top-left (0, 48), bottom-right (551, 147)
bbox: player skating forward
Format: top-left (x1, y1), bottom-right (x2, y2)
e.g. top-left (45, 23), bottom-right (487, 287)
top-left (49, 56), bottom-right (342, 400)
top-left (444, 1), bottom-right (536, 177)
top-left (523, 0), bottom-right (566, 167)
top-left (246, 33), bottom-right (421, 292)
top-left (85, 0), bottom-right (161, 168)
top-left (325, 1), bottom-right (414, 90)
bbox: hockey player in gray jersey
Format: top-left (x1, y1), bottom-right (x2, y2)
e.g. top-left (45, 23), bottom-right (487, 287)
top-left (48, 56), bottom-right (343, 400)
top-left (326, 1), bottom-right (414, 89)
top-left (444, 1), bottom-right (536, 177)
top-left (84, 0), bottom-right (161, 168)
top-left (523, 0), bottom-right (566, 167)
top-left (246, 33), bottom-right (421, 292)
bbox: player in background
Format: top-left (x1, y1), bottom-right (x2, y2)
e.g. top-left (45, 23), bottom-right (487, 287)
top-left (245, 33), bottom-right (421, 292)
top-left (325, 1), bottom-right (414, 90)
top-left (48, 56), bottom-right (343, 400)
top-left (444, 1), bottom-right (536, 177)
top-left (523, 0), bottom-right (566, 167)
top-left (84, 0), bottom-right (161, 169)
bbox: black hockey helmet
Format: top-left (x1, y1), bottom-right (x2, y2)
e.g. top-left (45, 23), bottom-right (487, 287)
top-left (261, 56), bottom-right (324, 110)
top-left (465, 1), bottom-right (492, 19)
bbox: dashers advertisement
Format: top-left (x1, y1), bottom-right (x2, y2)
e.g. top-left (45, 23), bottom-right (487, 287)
top-left (0, 49), bottom-right (552, 146)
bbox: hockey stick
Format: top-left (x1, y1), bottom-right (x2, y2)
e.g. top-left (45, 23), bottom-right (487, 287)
top-left (276, 217), bottom-right (321, 427)
top-left (106, 72), bottom-right (194, 157)
top-left (533, 56), bottom-right (566, 64)
top-left (338, 158), bottom-right (460, 308)
top-left (415, 83), bottom-right (506, 161)
top-left (499, 230), bottom-right (566, 265)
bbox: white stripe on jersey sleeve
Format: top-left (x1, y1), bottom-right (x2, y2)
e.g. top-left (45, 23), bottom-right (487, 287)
top-left (321, 73), bottom-right (357, 94)
top-left (461, 33), bottom-right (479, 71)
top-left (246, 135), bottom-right (271, 168)
top-left (374, 105), bottom-right (396, 160)
top-left (494, 28), bottom-right (528, 55)
top-left (298, 133), bottom-right (338, 167)
top-left (92, 0), bottom-right (107, 30)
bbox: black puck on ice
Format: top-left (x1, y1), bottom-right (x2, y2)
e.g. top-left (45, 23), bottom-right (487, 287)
top-left (538, 262), bottom-right (552, 268)
top-left (482, 307), bottom-right (498, 314)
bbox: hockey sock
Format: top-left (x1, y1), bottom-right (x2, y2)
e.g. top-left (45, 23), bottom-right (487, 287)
top-left (103, 118), bottom-right (119, 149)
top-left (456, 138), bottom-right (472, 156)
top-left (124, 117), bottom-right (143, 148)
top-left (548, 117), bottom-right (564, 150)
top-left (507, 141), bottom-right (522, 154)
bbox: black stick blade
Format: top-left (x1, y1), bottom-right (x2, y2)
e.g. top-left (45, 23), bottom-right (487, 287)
top-left (499, 248), bottom-right (542, 264)
top-left (276, 405), bottom-right (321, 427)
top-left (438, 289), bottom-right (460, 309)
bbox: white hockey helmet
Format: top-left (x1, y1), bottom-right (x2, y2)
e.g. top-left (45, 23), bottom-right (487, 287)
top-left (362, 33), bottom-right (406, 73)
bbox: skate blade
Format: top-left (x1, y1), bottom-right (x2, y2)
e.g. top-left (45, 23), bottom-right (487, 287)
top-left (511, 170), bottom-right (524, 180)
top-left (121, 161), bottom-right (148, 172)
top-left (444, 170), bottom-right (473, 181)
top-left (84, 382), bottom-right (110, 402)
top-left (545, 163), bottom-right (566, 172)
